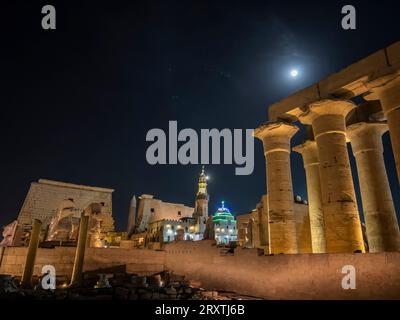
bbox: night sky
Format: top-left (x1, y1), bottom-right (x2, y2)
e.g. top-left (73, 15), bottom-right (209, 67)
top-left (1, 0), bottom-right (399, 231)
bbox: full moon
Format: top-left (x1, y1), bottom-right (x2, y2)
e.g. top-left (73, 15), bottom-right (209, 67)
top-left (290, 69), bottom-right (299, 78)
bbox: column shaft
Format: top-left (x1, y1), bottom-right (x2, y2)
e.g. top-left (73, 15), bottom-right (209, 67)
top-left (20, 219), bottom-right (42, 288)
top-left (348, 122), bottom-right (400, 252)
top-left (293, 141), bottom-right (326, 253)
top-left (70, 214), bottom-right (89, 287)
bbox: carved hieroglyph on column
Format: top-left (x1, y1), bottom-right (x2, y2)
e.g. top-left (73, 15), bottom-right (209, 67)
top-left (293, 140), bottom-right (326, 253)
top-left (366, 73), bottom-right (400, 182)
top-left (299, 100), bottom-right (365, 253)
top-left (254, 122), bottom-right (299, 254)
top-left (347, 122), bottom-right (400, 252)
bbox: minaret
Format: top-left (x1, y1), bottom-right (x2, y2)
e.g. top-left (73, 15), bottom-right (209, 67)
top-left (193, 166), bottom-right (209, 239)
top-left (127, 195), bottom-right (137, 237)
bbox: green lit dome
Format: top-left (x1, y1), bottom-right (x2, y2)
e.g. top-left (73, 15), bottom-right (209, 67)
top-left (212, 201), bottom-right (234, 223)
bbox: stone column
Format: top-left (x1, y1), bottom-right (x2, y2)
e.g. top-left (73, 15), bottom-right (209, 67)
top-left (20, 219), bottom-right (42, 288)
top-left (293, 140), bottom-right (326, 253)
top-left (70, 214), bottom-right (89, 287)
top-left (254, 122), bottom-right (299, 254)
top-left (366, 74), bottom-right (400, 182)
top-left (299, 100), bottom-right (365, 253)
top-left (347, 122), bottom-right (400, 252)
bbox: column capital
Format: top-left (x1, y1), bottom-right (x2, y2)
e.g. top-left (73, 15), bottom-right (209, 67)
top-left (293, 140), bottom-right (319, 168)
top-left (292, 139), bottom-right (317, 155)
top-left (254, 122), bottom-right (299, 154)
top-left (347, 122), bottom-right (388, 155)
top-left (347, 121), bottom-right (388, 137)
top-left (299, 99), bottom-right (357, 125)
top-left (254, 121), bottom-right (299, 140)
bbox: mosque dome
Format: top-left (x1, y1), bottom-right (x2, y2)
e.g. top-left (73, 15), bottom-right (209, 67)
top-left (212, 201), bottom-right (234, 223)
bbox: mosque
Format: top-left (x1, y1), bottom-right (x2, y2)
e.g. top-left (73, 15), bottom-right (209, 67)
top-left (129, 166), bottom-right (211, 248)
top-left (213, 201), bottom-right (237, 245)
top-left (128, 167), bottom-right (239, 248)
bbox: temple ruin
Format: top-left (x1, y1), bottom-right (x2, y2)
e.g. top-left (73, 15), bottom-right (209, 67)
top-left (255, 41), bottom-right (400, 254)
top-left (1, 42), bottom-right (400, 299)
top-left (12, 179), bottom-right (115, 246)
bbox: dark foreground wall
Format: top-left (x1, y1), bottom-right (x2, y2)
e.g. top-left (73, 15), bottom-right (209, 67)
top-left (1, 241), bottom-right (399, 299)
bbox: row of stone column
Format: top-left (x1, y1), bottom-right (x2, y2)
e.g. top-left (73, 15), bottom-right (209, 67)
top-left (255, 94), bottom-right (400, 254)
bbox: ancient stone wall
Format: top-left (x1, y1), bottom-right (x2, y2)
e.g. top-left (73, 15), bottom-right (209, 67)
top-left (164, 241), bottom-right (400, 299)
top-left (293, 202), bottom-right (312, 253)
top-left (0, 246), bottom-right (164, 277)
top-left (14, 179), bottom-right (115, 245)
top-left (1, 241), bottom-right (399, 299)
top-left (135, 195), bottom-right (194, 233)
top-left (17, 179), bottom-right (114, 228)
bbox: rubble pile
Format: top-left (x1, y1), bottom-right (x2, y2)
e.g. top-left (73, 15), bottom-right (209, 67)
top-left (0, 272), bottom-right (260, 300)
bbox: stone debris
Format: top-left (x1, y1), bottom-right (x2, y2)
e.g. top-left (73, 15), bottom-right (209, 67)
top-left (0, 270), bottom-right (262, 300)
top-left (0, 275), bottom-right (20, 294)
top-left (94, 274), bottom-right (112, 289)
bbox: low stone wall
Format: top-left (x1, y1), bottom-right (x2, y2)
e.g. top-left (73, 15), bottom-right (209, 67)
top-left (163, 241), bottom-right (400, 300)
top-left (0, 246), bottom-right (165, 278)
top-left (1, 241), bottom-right (399, 299)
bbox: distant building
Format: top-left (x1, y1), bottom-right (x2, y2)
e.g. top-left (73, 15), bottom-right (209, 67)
top-left (134, 194), bottom-right (194, 233)
top-left (9, 179), bottom-right (115, 246)
top-left (142, 217), bottom-right (198, 249)
top-left (130, 167), bottom-right (210, 247)
top-left (213, 201), bottom-right (237, 244)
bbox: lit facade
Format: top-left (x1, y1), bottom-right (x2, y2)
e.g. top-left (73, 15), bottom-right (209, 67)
top-left (130, 167), bottom-right (210, 247)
